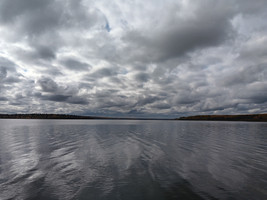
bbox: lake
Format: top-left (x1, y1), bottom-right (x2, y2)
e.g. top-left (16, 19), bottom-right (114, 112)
top-left (0, 119), bottom-right (266, 200)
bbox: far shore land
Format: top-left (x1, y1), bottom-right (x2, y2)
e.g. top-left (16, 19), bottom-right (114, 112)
top-left (0, 114), bottom-right (167, 120)
top-left (0, 113), bottom-right (267, 122)
top-left (176, 114), bottom-right (267, 122)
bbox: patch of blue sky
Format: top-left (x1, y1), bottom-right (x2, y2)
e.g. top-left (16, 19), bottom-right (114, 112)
top-left (105, 22), bottom-right (111, 32)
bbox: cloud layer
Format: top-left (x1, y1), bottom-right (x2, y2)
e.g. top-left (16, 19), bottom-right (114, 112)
top-left (0, 0), bottom-right (267, 117)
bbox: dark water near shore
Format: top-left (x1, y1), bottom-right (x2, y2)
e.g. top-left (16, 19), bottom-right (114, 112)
top-left (0, 120), bottom-right (266, 200)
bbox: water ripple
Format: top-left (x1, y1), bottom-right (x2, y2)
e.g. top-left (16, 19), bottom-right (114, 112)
top-left (0, 120), bottom-right (266, 200)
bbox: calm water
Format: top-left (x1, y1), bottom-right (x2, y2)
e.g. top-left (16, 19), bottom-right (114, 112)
top-left (0, 120), bottom-right (266, 200)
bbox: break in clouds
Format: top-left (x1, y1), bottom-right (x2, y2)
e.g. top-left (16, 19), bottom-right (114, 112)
top-left (0, 0), bottom-right (267, 118)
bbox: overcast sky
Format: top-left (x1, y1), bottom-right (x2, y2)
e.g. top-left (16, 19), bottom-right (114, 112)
top-left (0, 0), bottom-right (267, 118)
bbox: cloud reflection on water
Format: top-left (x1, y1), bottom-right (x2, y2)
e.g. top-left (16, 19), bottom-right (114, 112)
top-left (0, 120), bottom-right (266, 200)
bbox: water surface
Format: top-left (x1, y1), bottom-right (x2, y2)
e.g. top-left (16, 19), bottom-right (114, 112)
top-left (0, 119), bottom-right (266, 200)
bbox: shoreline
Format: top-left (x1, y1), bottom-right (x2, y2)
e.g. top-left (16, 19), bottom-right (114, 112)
top-left (0, 114), bottom-right (171, 120)
top-left (0, 113), bottom-right (267, 122)
top-left (176, 114), bottom-right (267, 122)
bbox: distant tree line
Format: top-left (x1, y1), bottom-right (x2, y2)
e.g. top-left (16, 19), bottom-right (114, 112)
top-left (0, 113), bottom-right (107, 119)
top-left (177, 114), bottom-right (267, 122)
top-left (0, 114), bottom-right (168, 120)
top-left (1, 113), bottom-right (266, 121)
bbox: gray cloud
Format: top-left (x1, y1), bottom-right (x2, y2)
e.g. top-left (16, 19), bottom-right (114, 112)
top-left (219, 65), bottom-right (267, 87)
top-left (0, 0), bottom-right (267, 117)
top-left (36, 77), bottom-right (88, 105)
top-left (236, 0), bottom-right (267, 14)
top-left (0, 59), bottom-right (24, 89)
top-left (0, 0), bottom-right (99, 34)
top-left (0, 97), bottom-right (8, 101)
top-left (151, 102), bottom-right (171, 110)
top-left (136, 95), bottom-right (161, 107)
top-left (238, 82), bottom-right (267, 104)
top-left (121, 1), bottom-right (235, 63)
top-left (134, 72), bottom-right (150, 83)
top-left (4, 76), bottom-right (22, 84)
top-left (40, 94), bottom-right (70, 102)
top-left (60, 58), bottom-right (91, 71)
top-left (85, 67), bottom-right (118, 81)
top-left (38, 77), bottom-right (58, 93)
top-left (0, 67), bottom-right (7, 79)
top-left (0, 0), bottom-right (51, 24)
top-left (35, 46), bottom-right (56, 60)
top-left (0, 57), bottom-right (18, 72)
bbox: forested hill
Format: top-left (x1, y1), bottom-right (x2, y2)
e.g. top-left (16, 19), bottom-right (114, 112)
top-left (177, 114), bottom-right (267, 122)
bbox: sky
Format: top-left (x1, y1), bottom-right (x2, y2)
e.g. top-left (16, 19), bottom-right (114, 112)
top-left (0, 0), bottom-right (267, 118)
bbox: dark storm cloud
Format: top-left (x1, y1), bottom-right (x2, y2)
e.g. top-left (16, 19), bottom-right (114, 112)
top-left (4, 76), bottom-right (22, 84)
top-left (95, 95), bottom-right (132, 110)
top-left (0, 0), bottom-right (51, 23)
top-left (38, 77), bottom-right (58, 92)
top-left (0, 57), bottom-right (18, 72)
top-left (35, 46), bottom-right (56, 60)
top-left (122, 1), bottom-right (235, 63)
top-left (60, 58), bottom-right (91, 71)
top-left (236, 0), bottom-right (267, 14)
top-left (238, 40), bottom-right (267, 64)
top-left (238, 83), bottom-right (267, 104)
top-left (150, 102), bottom-right (171, 110)
top-left (219, 65), bottom-right (267, 87)
top-left (90, 89), bottom-right (136, 112)
top-left (136, 96), bottom-right (161, 107)
top-left (0, 0), bottom-right (103, 68)
top-left (0, 0), bottom-right (98, 34)
top-left (174, 95), bottom-right (200, 105)
top-left (0, 0), bottom-right (62, 45)
top-left (0, 58), bottom-right (35, 110)
top-left (0, 58), bottom-right (23, 87)
top-left (0, 97), bottom-right (8, 101)
top-left (40, 94), bottom-right (70, 102)
top-left (134, 72), bottom-right (150, 83)
top-left (41, 67), bottom-right (64, 76)
top-left (67, 96), bottom-right (89, 105)
top-left (0, 67), bottom-right (7, 79)
top-left (37, 77), bottom-right (88, 105)
top-left (87, 68), bottom-right (117, 80)
top-left (94, 89), bottom-right (119, 98)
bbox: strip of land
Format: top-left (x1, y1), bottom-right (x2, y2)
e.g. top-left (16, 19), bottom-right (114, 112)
top-left (176, 114), bottom-right (267, 122)
top-left (0, 114), bottom-right (109, 119)
top-left (0, 114), bottom-right (167, 120)
top-left (0, 113), bottom-right (266, 121)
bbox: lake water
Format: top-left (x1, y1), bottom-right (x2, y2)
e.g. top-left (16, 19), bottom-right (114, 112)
top-left (0, 119), bottom-right (266, 200)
